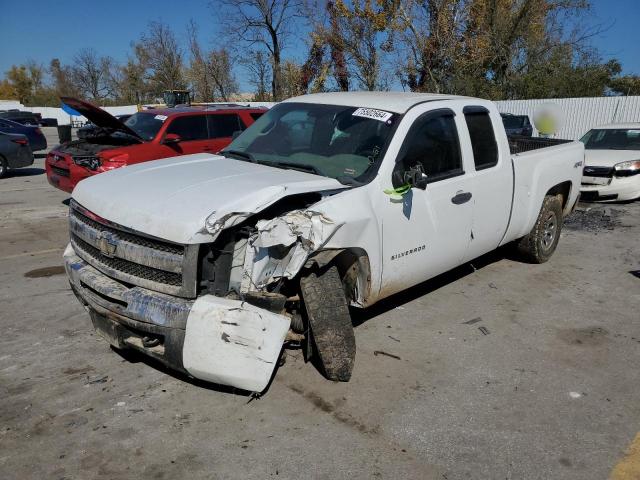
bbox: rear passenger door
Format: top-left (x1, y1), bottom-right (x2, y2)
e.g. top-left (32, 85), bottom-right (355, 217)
top-left (206, 113), bottom-right (245, 153)
top-left (460, 106), bottom-right (513, 262)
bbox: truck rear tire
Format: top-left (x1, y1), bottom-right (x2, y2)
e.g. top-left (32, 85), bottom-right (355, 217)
top-left (517, 194), bottom-right (563, 263)
top-left (300, 265), bottom-right (356, 382)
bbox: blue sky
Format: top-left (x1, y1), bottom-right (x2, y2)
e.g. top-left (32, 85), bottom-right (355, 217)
top-left (0, 0), bottom-right (638, 92)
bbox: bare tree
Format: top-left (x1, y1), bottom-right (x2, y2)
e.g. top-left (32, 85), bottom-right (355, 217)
top-left (187, 20), bottom-right (213, 101)
top-left (209, 49), bottom-right (238, 101)
top-left (25, 60), bottom-right (45, 94)
top-left (214, 0), bottom-right (304, 101)
top-left (187, 21), bottom-right (238, 101)
top-left (70, 48), bottom-right (115, 100)
top-left (242, 50), bottom-right (271, 101)
top-left (136, 21), bottom-right (185, 96)
top-left (50, 58), bottom-right (78, 97)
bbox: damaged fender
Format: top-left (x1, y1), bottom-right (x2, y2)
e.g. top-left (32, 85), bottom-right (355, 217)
top-left (242, 210), bottom-right (343, 290)
top-left (182, 295), bottom-right (291, 392)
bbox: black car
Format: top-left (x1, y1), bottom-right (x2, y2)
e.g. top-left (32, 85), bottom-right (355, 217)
top-left (501, 113), bottom-right (533, 137)
top-left (0, 118), bottom-right (47, 151)
top-left (0, 110), bottom-right (42, 126)
top-left (77, 114), bottom-right (133, 139)
top-left (0, 132), bottom-right (34, 178)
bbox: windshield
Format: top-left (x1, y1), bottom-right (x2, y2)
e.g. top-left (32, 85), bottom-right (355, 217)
top-left (502, 115), bottom-right (526, 129)
top-left (223, 102), bottom-right (397, 183)
top-left (580, 128), bottom-right (640, 150)
top-left (124, 112), bottom-right (165, 141)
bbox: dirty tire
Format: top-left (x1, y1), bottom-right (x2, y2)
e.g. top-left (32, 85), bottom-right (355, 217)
top-left (0, 156), bottom-right (7, 179)
top-left (300, 266), bottom-right (356, 382)
top-left (517, 194), bottom-right (563, 263)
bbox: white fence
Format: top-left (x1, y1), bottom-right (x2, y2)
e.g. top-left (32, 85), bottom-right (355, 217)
top-left (496, 96), bottom-right (640, 140)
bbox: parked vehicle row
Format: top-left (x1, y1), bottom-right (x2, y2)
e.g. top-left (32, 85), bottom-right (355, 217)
top-left (46, 97), bottom-right (266, 192)
top-left (0, 110), bottom-right (42, 126)
top-left (0, 131), bottom-right (34, 178)
top-left (579, 123), bottom-right (640, 202)
top-left (0, 118), bottom-right (47, 152)
top-left (63, 92), bottom-right (584, 391)
top-left (499, 111), bottom-right (639, 202)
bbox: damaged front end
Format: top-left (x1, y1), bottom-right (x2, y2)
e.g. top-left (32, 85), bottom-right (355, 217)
top-left (66, 190), bottom-right (354, 392)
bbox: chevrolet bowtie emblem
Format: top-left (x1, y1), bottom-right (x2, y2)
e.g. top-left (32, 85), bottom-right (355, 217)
top-left (97, 231), bottom-right (118, 258)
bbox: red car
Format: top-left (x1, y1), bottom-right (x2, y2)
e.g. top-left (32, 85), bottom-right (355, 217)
top-left (46, 97), bottom-right (266, 193)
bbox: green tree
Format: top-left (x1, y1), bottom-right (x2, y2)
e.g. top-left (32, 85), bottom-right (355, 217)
top-left (5, 65), bottom-right (33, 103)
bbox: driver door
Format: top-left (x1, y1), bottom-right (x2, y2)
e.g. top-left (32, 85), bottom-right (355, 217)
top-left (377, 107), bottom-right (474, 298)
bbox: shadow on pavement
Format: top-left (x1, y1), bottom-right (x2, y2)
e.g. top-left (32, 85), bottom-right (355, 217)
top-left (351, 246), bottom-right (512, 327)
top-left (6, 167), bottom-right (45, 177)
top-left (109, 345), bottom-right (285, 398)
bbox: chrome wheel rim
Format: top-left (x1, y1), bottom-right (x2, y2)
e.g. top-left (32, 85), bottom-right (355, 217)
top-left (541, 213), bottom-right (557, 250)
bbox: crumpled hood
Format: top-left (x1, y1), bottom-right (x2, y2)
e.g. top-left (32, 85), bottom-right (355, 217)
top-left (71, 153), bottom-right (345, 244)
top-left (584, 149), bottom-right (640, 168)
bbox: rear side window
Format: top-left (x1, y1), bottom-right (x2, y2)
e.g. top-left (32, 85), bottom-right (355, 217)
top-left (250, 112), bottom-right (264, 121)
top-left (166, 116), bottom-right (208, 141)
top-left (398, 110), bottom-right (463, 183)
top-left (208, 114), bottom-right (244, 139)
top-left (464, 108), bottom-right (498, 170)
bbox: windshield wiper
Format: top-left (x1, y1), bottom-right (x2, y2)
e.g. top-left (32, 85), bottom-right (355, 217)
top-left (335, 176), bottom-right (363, 186)
top-left (221, 149), bottom-right (256, 163)
top-left (264, 160), bottom-right (323, 176)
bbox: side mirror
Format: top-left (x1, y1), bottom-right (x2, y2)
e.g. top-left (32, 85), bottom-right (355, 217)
top-left (232, 130), bottom-right (242, 140)
top-left (404, 163), bottom-right (428, 190)
top-left (162, 133), bottom-right (181, 144)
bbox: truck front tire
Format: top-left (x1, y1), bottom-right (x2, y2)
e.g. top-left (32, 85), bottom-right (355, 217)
top-left (300, 266), bottom-right (356, 382)
top-left (517, 194), bottom-right (563, 263)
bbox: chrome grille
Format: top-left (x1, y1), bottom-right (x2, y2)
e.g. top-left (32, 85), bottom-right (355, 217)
top-left (69, 201), bottom-right (197, 297)
top-left (582, 166), bottom-right (613, 178)
top-left (72, 236), bottom-right (182, 286)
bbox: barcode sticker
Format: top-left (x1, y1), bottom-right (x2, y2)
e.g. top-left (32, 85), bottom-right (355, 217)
top-left (154, 115), bottom-right (168, 121)
top-left (352, 108), bottom-right (393, 123)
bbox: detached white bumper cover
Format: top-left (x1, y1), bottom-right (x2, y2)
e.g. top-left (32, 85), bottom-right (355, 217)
top-left (183, 296), bottom-right (291, 392)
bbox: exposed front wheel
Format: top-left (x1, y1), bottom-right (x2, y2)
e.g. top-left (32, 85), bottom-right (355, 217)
top-left (517, 194), bottom-right (563, 263)
top-left (0, 156), bottom-right (7, 179)
top-left (300, 265), bottom-right (356, 381)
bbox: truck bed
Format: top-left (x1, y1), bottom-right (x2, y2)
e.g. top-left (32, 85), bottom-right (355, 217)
top-left (508, 135), bottom-right (573, 154)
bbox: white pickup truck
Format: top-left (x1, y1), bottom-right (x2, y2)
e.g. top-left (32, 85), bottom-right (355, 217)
top-left (64, 92), bottom-right (584, 392)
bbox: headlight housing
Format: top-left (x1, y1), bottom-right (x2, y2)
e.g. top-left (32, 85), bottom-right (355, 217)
top-left (73, 155), bottom-right (101, 170)
top-left (102, 153), bottom-right (129, 170)
top-left (613, 159), bottom-right (640, 177)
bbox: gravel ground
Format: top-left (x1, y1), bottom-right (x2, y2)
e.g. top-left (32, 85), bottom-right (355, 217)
top-left (1, 159), bottom-right (639, 479)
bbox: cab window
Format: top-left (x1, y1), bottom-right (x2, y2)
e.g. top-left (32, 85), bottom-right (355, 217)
top-left (208, 114), bottom-right (244, 139)
top-left (396, 110), bottom-right (463, 184)
top-left (464, 107), bottom-right (498, 170)
top-left (166, 116), bottom-right (208, 141)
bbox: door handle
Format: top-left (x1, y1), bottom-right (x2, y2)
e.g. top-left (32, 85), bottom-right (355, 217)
top-left (451, 191), bottom-right (472, 205)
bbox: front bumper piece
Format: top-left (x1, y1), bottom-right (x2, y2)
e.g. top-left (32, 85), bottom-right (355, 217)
top-left (64, 244), bottom-right (290, 392)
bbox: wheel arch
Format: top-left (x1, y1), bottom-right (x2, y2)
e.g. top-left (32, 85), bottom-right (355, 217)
top-left (305, 248), bottom-right (372, 307)
top-left (545, 180), bottom-right (573, 214)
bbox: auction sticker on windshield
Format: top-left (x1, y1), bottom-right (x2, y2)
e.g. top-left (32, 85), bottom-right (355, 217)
top-left (352, 108), bottom-right (393, 123)
top-left (154, 115), bottom-right (168, 121)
